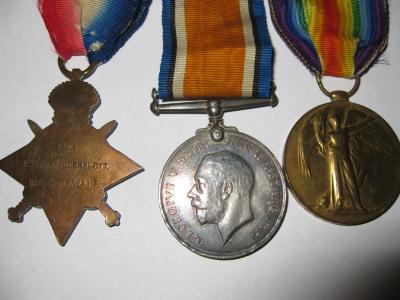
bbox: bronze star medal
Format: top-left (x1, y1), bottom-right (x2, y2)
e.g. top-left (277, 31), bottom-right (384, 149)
top-left (0, 68), bottom-right (143, 245)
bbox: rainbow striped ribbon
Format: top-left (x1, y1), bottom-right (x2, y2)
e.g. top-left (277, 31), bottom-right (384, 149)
top-left (159, 0), bottom-right (273, 100)
top-left (269, 0), bottom-right (388, 78)
top-left (39, 0), bottom-right (152, 63)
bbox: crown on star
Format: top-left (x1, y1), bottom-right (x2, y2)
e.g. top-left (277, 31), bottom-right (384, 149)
top-left (49, 80), bottom-right (100, 116)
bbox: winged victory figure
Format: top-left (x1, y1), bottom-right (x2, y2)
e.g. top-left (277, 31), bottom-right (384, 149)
top-left (298, 105), bottom-right (399, 213)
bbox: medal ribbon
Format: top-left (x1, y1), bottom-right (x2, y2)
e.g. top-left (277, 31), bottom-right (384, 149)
top-left (39, 0), bottom-right (152, 63)
top-left (269, 0), bottom-right (388, 78)
top-left (158, 0), bottom-right (273, 100)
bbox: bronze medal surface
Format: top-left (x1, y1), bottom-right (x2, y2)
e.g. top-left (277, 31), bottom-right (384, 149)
top-left (285, 100), bottom-right (400, 225)
top-left (0, 79), bottom-right (143, 245)
top-left (159, 125), bottom-right (286, 259)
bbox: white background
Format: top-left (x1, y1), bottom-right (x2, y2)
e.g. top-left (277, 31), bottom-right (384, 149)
top-left (0, 1), bottom-right (399, 299)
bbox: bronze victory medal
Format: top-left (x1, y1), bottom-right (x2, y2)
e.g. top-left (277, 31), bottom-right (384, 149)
top-left (0, 78), bottom-right (143, 245)
top-left (285, 99), bottom-right (400, 225)
top-left (159, 124), bottom-right (286, 259)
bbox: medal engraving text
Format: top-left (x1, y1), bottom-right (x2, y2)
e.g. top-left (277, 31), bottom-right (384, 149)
top-left (0, 80), bottom-right (143, 245)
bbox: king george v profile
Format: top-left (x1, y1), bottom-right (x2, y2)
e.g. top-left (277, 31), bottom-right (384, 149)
top-left (187, 151), bottom-right (255, 244)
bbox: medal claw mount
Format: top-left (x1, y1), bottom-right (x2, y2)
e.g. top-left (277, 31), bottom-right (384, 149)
top-left (150, 86), bottom-right (279, 116)
top-left (150, 87), bottom-right (279, 142)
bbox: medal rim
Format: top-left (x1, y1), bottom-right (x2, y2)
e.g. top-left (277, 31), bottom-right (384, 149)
top-left (284, 100), bottom-right (400, 226)
top-left (158, 127), bottom-right (287, 260)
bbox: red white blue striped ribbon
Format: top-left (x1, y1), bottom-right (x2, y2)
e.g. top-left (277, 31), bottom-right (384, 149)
top-left (39, 0), bottom-right (152, 63)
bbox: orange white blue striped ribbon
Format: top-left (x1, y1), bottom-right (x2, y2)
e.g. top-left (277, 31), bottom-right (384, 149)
top-left (159, 0), bottom-right (273, 100)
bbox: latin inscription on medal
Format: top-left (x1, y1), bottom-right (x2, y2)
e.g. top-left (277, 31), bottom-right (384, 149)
top-left (163, 182), bottom-right (202, 244)
top-left (159, 127), bottom-right (286, 259)
top-left (176, 140), bottom-right (211, 166)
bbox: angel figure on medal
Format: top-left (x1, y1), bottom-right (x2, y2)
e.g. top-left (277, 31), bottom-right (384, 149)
top-left (297, 104), bottom-right (400, 216)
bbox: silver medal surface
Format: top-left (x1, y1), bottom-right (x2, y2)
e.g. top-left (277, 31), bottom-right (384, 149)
top-left (159, 125), bottom-right (287, 259)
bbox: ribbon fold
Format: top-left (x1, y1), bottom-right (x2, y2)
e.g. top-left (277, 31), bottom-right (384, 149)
top-left (39, 0), bottom-right (152, 63)
top-left (269, 0), bottom-right (388, 78)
